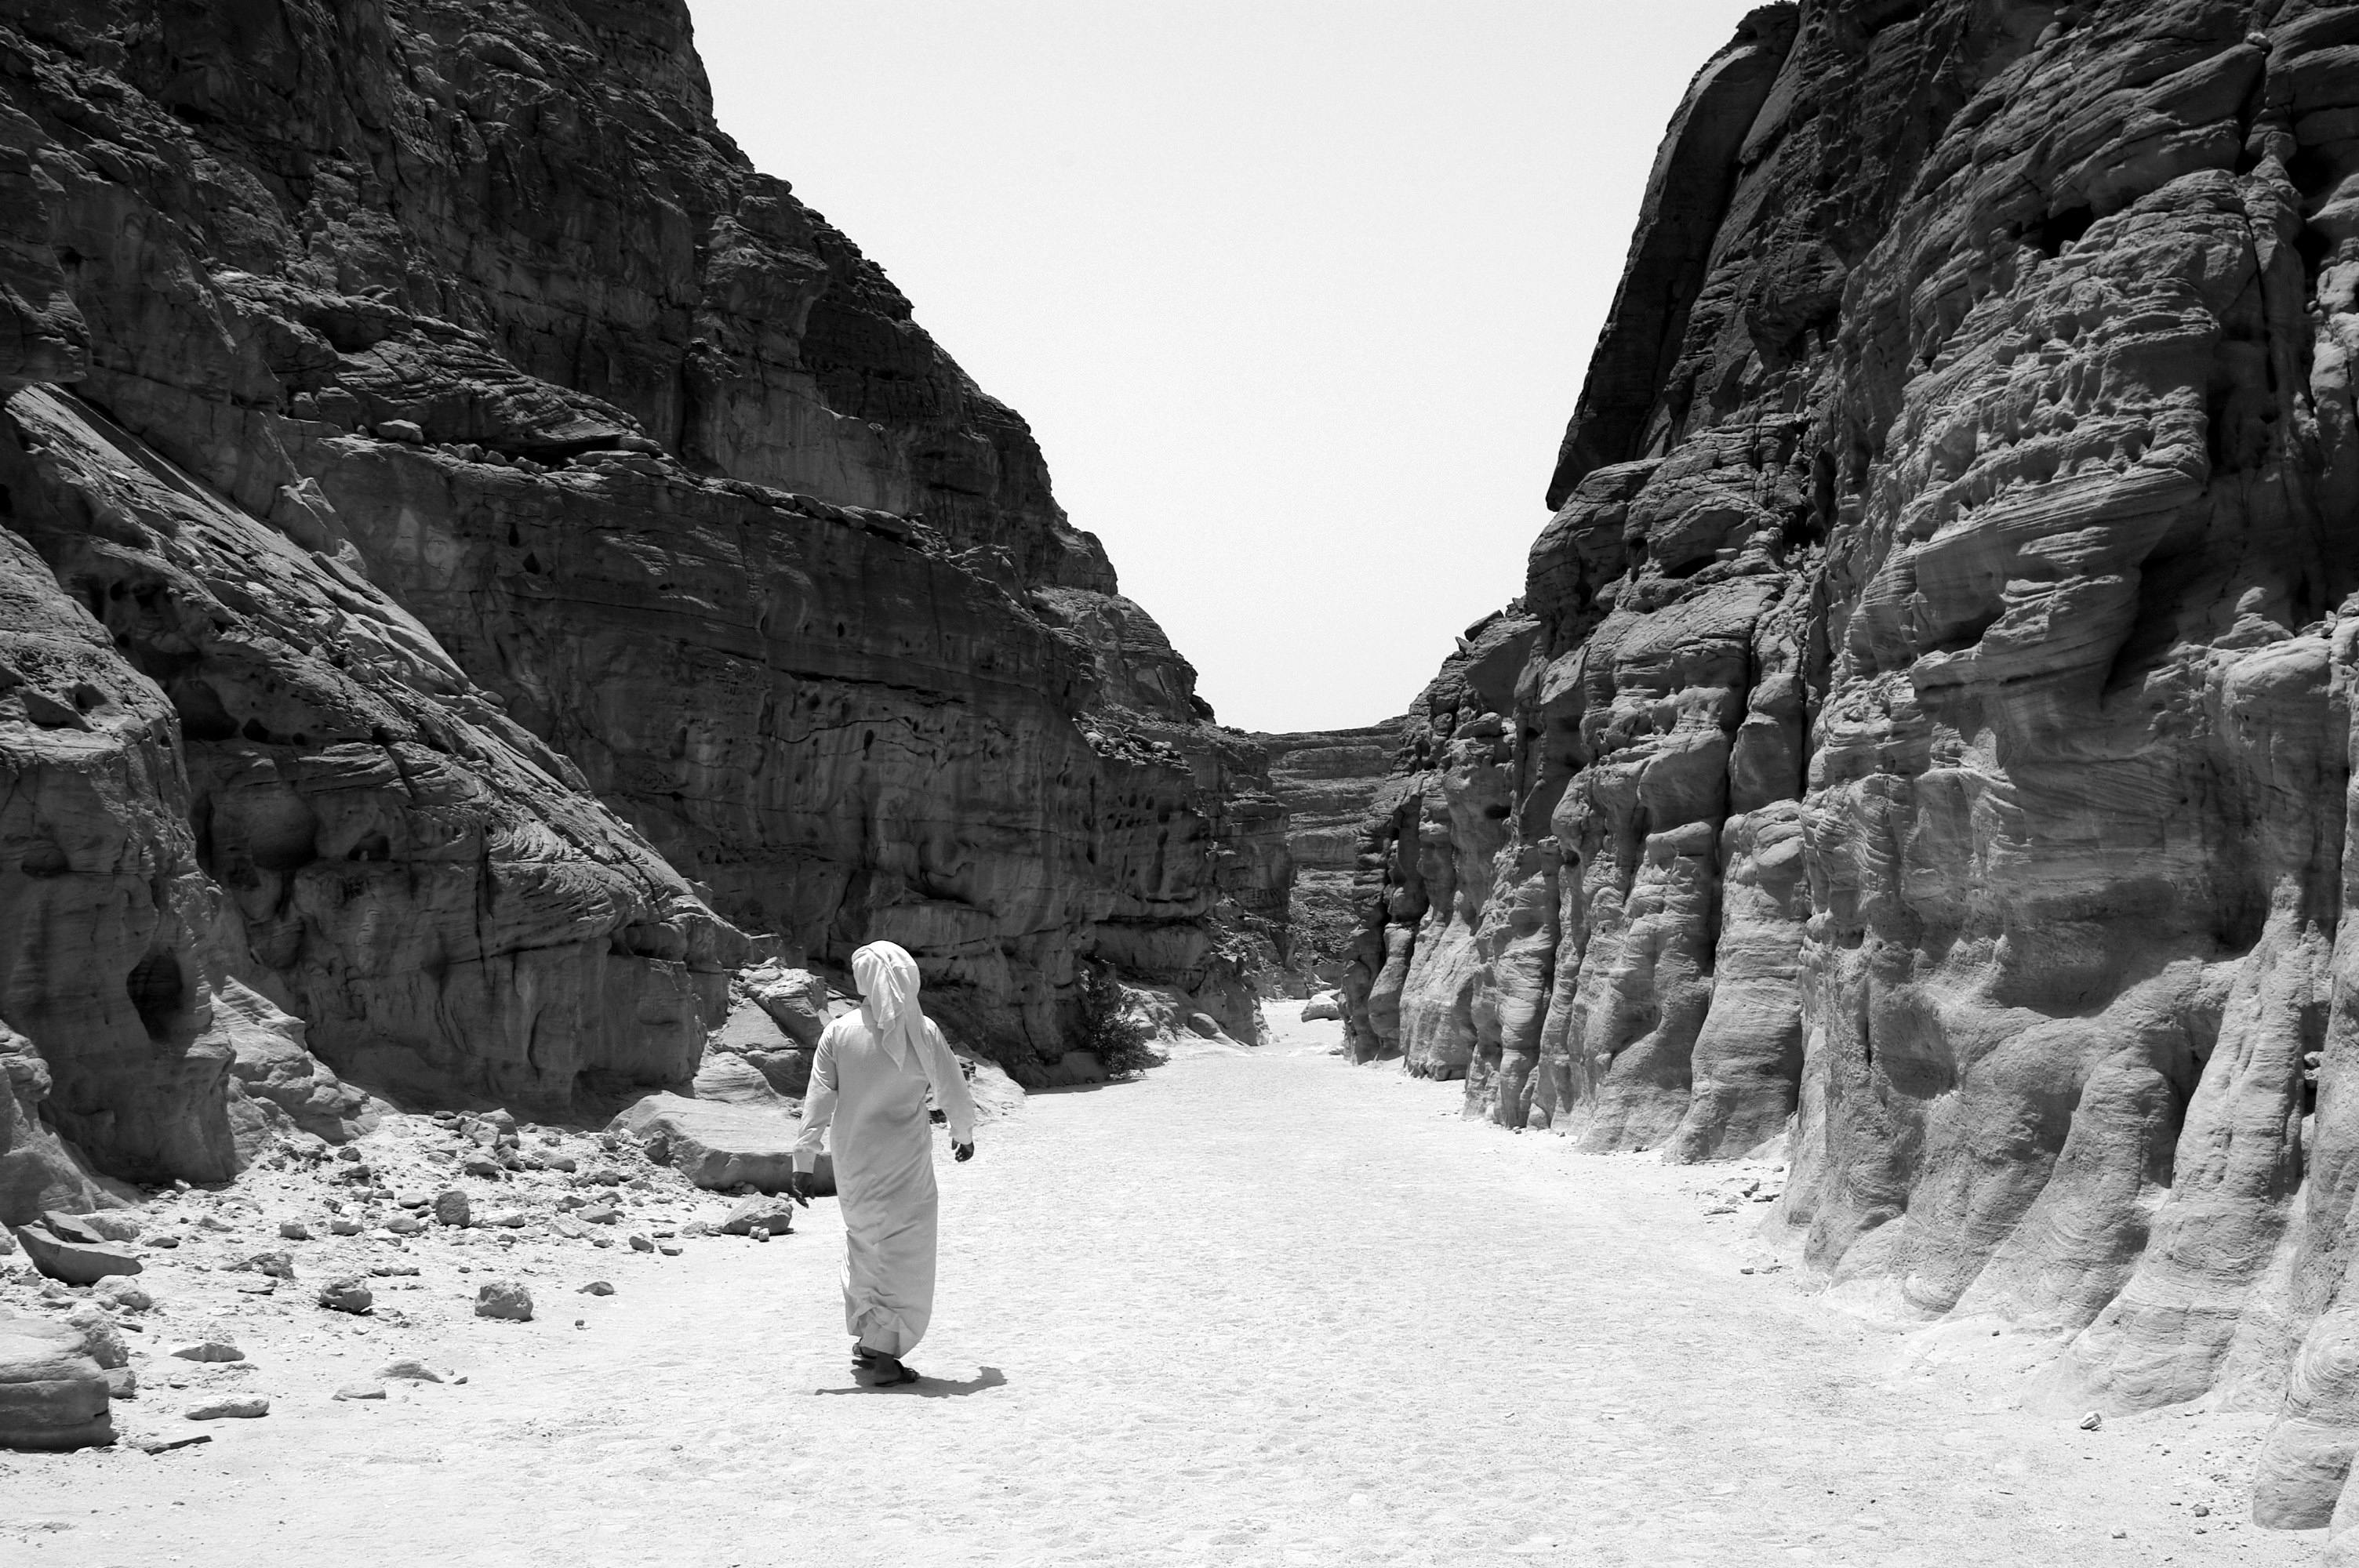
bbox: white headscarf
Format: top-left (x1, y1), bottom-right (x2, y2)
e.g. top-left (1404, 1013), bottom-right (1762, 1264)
top-left (853, 941), bottom-right (932, 1076)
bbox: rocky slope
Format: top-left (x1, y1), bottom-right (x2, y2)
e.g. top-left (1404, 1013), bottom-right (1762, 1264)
top-left (1252, 719), bottom-right (1405, 991)
top-left (0, 0), bottom-right (1285, 1210)
top-left (1339, 0), bottom-right (2359, 1536)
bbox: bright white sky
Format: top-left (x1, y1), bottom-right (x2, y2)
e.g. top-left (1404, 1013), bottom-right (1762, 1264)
top-left (688, 1), bottom-right (1769, 732)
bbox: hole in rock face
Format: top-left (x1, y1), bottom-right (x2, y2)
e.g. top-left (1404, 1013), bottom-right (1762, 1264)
top-left (241, 717), bottom-right (276, 744)
top-left (125, 949), bottom-right (186, 1040)
top-left (522, 553), bottom-right (542, 574)
top-left (170, 680), bottom-right (239, 742)
top-left (347, 832), bottom-right (391, 863)
top-left (20, 841), bottom-right (67, 878)
top-left (2030, 205), bottom-right (2095, 258)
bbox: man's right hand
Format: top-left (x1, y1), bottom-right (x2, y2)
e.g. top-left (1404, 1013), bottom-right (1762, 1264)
top-left (786, 1170), bottom-right (813, 1206)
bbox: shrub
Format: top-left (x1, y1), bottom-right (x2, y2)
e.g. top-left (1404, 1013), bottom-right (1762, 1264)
top-left (1075, 965), bottom-right (1165, 1078)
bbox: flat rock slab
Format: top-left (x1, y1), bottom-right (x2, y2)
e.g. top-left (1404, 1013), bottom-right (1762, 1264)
top-left (376, 1358), bottom-right (445, 1383)
top-left (11, 1224), bottom-right (142, 1287)
top-left (612, 1094), bottom-right (832, 1193)
top-left (169, 1341), bottom-right (244, 1363)
top-left (184, 1396), bottom-right (268, 1421)
top-left (0, 1312), bottom-right (112, 1450)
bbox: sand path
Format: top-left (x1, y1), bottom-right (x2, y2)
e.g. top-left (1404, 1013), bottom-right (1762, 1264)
top-left (4, 1014), bottom-right (2312, 1566)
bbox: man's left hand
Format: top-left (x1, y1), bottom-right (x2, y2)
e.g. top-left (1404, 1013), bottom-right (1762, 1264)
top-left (953, 1142), bottom-right (975, 1163)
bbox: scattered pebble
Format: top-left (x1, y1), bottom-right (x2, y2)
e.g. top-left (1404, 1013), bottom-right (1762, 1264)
top-left (2079, 1412), bottom-right (2103, 1432)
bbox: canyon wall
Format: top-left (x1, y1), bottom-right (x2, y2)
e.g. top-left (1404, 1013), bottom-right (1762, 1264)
top-left (0, 0), bottom-right (1284, 1207)
top-left (1252, 718), bottom-right (1404, 991)
top-left (1340, 0), bottom-right (2359, 1530)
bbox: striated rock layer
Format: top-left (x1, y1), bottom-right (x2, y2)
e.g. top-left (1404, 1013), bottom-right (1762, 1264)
top-left (0, 0), bottom-right (1284, 1208)
top-left (1341, 0), bottom-right (2359, 1530)
top-left (1250, 719), bottom-right (1405, 990)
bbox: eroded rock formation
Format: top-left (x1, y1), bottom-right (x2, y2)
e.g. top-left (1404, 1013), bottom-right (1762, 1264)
top-left (1341, 0), bottom-right (2359, 1531)
top-left (1251, 720), bottom-right (1405, 990)
top-left (0, 0), bottom-right (1284, 1208)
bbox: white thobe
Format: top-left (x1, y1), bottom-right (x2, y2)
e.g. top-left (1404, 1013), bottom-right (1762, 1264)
top-left (793, 1011), bottom-right (977, 1356)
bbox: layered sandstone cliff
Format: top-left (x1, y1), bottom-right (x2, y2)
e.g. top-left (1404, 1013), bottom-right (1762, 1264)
top-left (1251, 719), bottom-right (1404, 990)
top-left (1342, 0), bottom-right (2359, 1533)
top-left (0, 0), bottom-right (1283, 1205)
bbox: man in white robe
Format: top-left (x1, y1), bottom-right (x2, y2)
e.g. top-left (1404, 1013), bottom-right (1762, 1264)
top-left (789, 941), bottom-right (977, 1386)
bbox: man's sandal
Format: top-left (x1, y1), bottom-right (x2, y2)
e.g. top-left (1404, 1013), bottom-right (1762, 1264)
top-left (852, 1348), bottom-right (919, 1386)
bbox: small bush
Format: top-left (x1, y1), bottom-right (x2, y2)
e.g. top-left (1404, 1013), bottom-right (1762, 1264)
top-left (1075, 966), bottom-right (1165, 1078)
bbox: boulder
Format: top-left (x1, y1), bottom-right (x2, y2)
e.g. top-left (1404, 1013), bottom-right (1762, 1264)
top-left (0, 1312), bottom-right (111, 1450)
top-left (1300, 993), bottom-right (1343, 1022)
top-left (612, 1094), bottom-right (827, 1193)
top-left (741, 965), bottom-right (832, 1047)
top-left (46, 1210), bottom-right (140, 1244)
top-left (717, 1195), bottom-right (799, 1237)
top-left (690, 1051), bottom-right (790, 1108)
top-left (474, 1281), bottom-right (533, 1322)
top-left (316, 1278), bottom-right (373, 1315)
top-left (209, 980), bottom-right (374, 1145)
top-left (60, 1308), bottom-right (126, 1370)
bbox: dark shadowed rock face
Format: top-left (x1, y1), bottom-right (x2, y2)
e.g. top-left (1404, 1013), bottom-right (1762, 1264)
top-left (0, 0), bottom-right (1284, 1203)
top-left (1252, 720), bottom-right (1406, 990)
top-left (1343, 0), bottom-right (2359, 1530)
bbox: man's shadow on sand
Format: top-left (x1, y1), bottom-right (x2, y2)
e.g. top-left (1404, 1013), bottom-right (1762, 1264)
top-left (814, 1366), bottom-right (1007, 1399)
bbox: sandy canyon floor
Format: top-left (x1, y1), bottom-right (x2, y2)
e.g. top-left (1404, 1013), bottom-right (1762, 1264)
top-left (0, 1012), bottom-right (2309, 1567)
